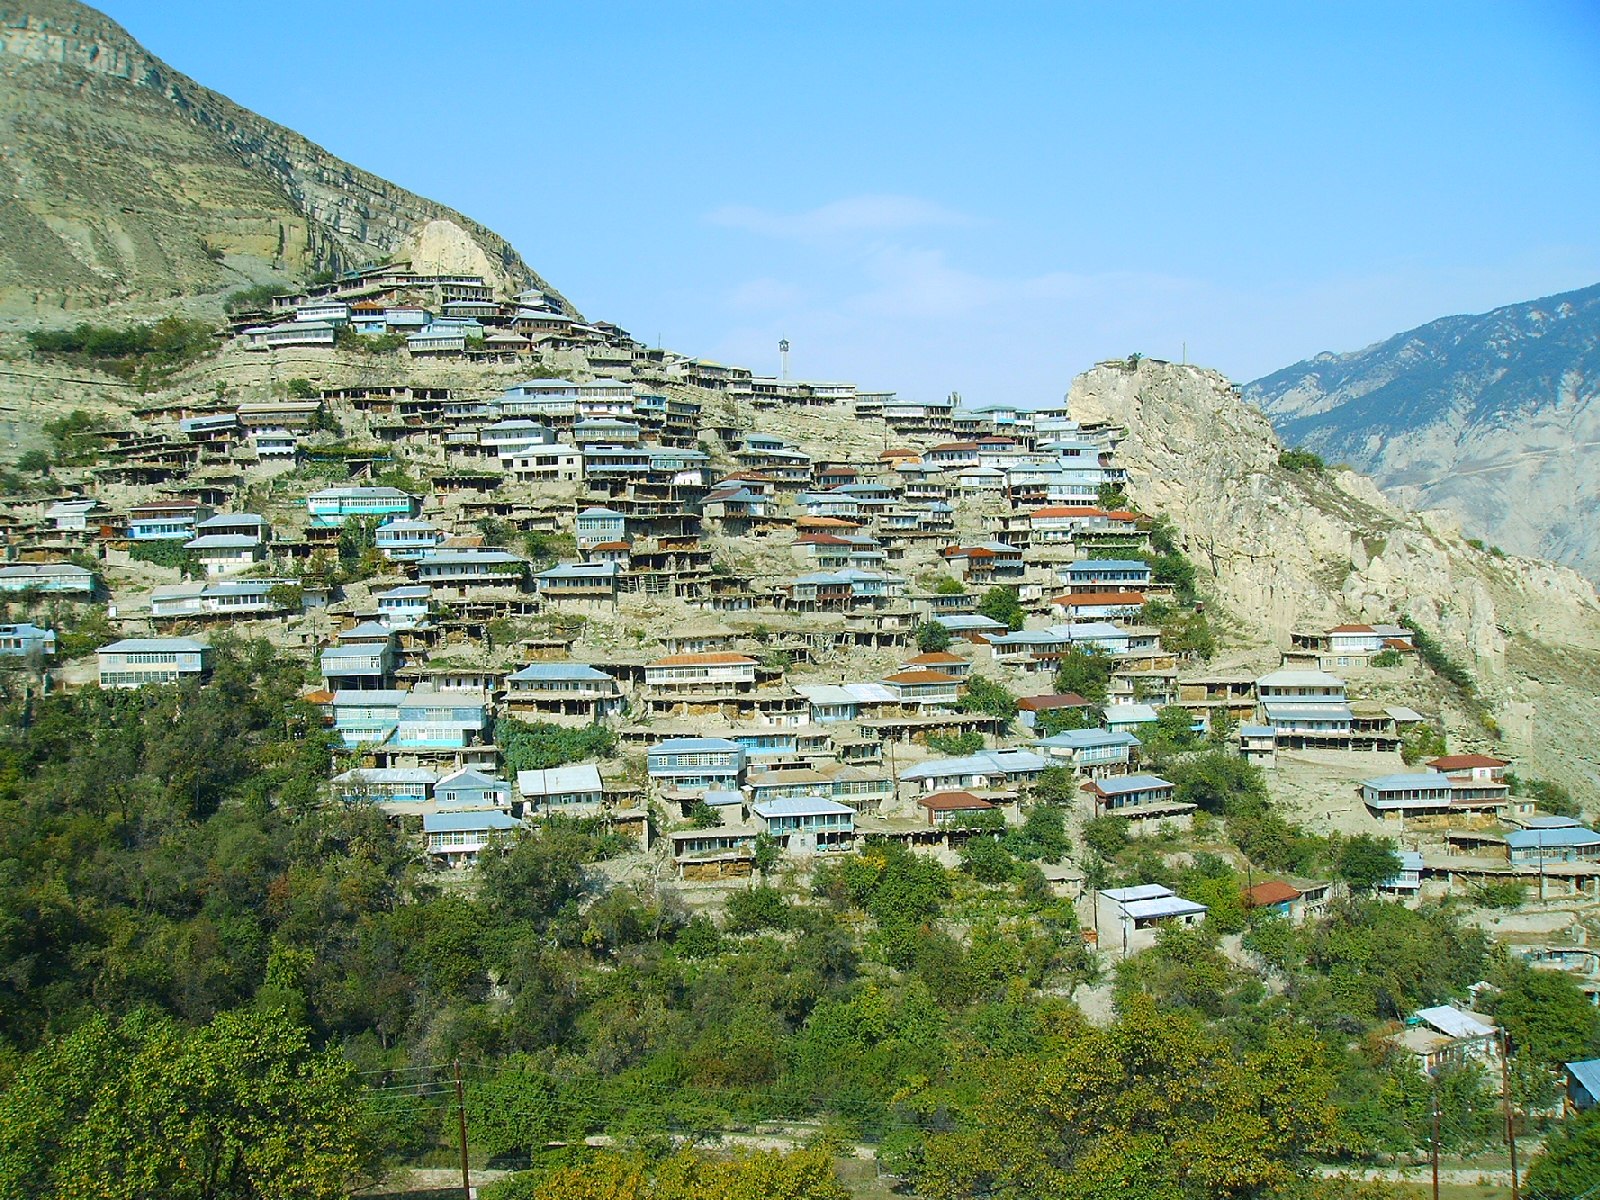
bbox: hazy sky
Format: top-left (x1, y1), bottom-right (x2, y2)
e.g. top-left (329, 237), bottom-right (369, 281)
top-left (104, 1), bottom-right (1600, 401)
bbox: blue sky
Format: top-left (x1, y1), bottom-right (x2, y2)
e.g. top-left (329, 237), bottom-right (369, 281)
top-left (105, 1), bottom-right (1600, 400)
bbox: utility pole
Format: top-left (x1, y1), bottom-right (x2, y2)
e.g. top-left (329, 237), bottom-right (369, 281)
top-left (453, 1059), bottom-right (471, 1199)
top-left (1501, 1032), bottom-right (1519, 1200)
top-left (1430, 1087), bottom-right (1441, 1200)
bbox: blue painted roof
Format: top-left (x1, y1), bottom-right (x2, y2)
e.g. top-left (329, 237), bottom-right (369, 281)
top-left (508, 663), bottom-right (612, 682)
top-left (1506, 827), bottom-right (1600, 850)
top-left (422, 810), bottom-right (520, 833)
top-left (1037, 729), bottom-right (1141, 750)
top-left (1092, 773), bottom-right (1173, 795)
top-left (651, 737), bottom-right (741, 753)
top-left (1568, 1059), bottom-right (1600, 1100)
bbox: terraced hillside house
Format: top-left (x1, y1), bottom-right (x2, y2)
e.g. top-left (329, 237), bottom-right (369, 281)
top-left (576, 507), bottom-right (627, 549)
top-left (423, 809), bottom-right (521, 867)
top-left (1505, 819), bottom-right (1600, 866)
top-left (900, 748), bottom-right (1050, 794)
top-left (1256, 669), bottom-right (1352, 743)
top-left (882, 669), bottom-right (962, 710)
top-left (535, 561), bottom-right (622, 604)
top-left (435, 769), bottom-right (512, 810)
top-left (375, 518), bottom-right (445, 561)
top-left (1080, 774), bottom-right (1192, 832)
top-left (151, 579), bottom-right (293, 619)
top-left (97, 637), bottom-right (210, 689)
top-left (48, 498), bottom-right (110, 533)
top-left (645, 652), bottom-right (757, 696)
top-left (128, 499), bottom-right (209, 541)
top-left (1361, 770), bottom-right (1510, 823)
top-left (1048, 591), bottom-right (1147, 621)
top-left (1036, 727), bottom-right (1140, 776)
top-left (305, 487), bottom-right (419, 528)
top-left (376, 585), bottom-right (432, 629)
top-left (183, 533), bottom-right (265, 576)
top-left (751, 796), bottom-right (855, 851)
top-left (0, 623), bottom-right (55, 658)
top-left (505, 663), bottom-right (625, 722)
top-left (1028, 506), bottom-right (1140, 544)
top-left (506, 443), bottom-right (583, 482)
top-left (1058, 559), bottom-right (1153, 594)
top-left (941, 542), bottom-right (1025, 585)
top-left (415, 548), bottom-right (527, 590)
top-left (918, 790), bottom-right (997, 827)
top-left (517, 764), bottom-right (605, 813)
top-left (319, 623), bottom-right (398, 691)
top-left (394, 692), bottom-right (490, 750)
top-left (646, 737), bottom-right (747, 792)
top-left (331, 767), bottom-right (436, 806)
top-left (1100, 884), bottom-right (1207, 956)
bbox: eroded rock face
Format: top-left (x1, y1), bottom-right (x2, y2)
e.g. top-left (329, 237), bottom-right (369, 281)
top-left (0, 0), bottom-right (573, 310)
top-left (1070, 358), bottom-right (1600, 788)
top-left (1246, 282), bottom-right (1600, 581)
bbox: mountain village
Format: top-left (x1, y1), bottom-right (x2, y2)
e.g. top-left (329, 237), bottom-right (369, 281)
top-left (3, 261), bottom-right (1598, 1109)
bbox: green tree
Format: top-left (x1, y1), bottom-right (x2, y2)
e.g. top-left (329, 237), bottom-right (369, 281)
top-left (490, 1146), bottom-right (849, 1200)
top-left (1052, 646), bottom-right (1111, 704)
top-left (1484, 958), bottom-right (1600, 1070)
top-left (0, 1008), bottom-right (366, 1200)
top-left (914, 620), bottom-right (953, 653)
top-left (1526, 1108), bottom-right (1600, 1200)
top-left (1399, 722), bottom-right (1447, 765)
top-left (959, 675), bottom-right (1017, 725)
top-left (1334, 835), bottom-right (1403, 892)
top-left (978, 586), bottom-right (1025, 631)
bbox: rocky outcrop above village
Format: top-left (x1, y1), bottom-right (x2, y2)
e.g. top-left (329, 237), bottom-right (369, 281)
top-left (0, 0), bottom-right (573, 312)
top-left (1245, 283), bottom-right (1600, 580)
top-left (1071, 358), bottom-right (1600, 789)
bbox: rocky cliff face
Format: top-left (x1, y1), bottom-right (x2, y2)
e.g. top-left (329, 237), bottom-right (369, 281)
top-left (0, 0), bottom-right (574, 311)
top-left (1070, 359), bottom-right (1600, 791)
top-left (1244, 283), bottom-right (1600, 579)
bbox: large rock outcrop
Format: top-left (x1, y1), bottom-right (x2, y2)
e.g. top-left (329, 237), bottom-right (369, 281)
top-left (1245, 283), bottom-right (1600, 580)
top-left (0, 0), bottom-right (574, 311)
top-left (1070, 358), bottom-right (1600, 790)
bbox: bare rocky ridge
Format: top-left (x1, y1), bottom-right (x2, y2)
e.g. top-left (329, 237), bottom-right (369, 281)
top-left (1070, 358), bottom-right (1600, 792)
top-left (0, 0), bottom-right (574, 311)
top-left (1245, 283), bottom-right (1600, 580)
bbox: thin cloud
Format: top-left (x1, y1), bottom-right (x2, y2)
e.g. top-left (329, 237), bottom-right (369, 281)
top-left (706, 194), bottom-right (976, 240)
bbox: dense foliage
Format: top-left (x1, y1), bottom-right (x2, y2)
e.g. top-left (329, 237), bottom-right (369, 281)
top-left (27, 317), bottom-right (218, 387)
top-left (0, 642), bottom-right (1571, 1194)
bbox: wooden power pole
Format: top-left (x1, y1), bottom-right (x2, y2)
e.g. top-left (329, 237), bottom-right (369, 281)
top-left (453, 1059), bottom-right (471, 1198)
top-left (1500, 1032), bottom-right (1519, 1200)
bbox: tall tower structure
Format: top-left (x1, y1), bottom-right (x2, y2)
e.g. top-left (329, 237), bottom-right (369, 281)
top-left (778, 338), bottom-right (790, 381)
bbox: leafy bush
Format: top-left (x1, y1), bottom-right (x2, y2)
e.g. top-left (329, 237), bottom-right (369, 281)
top-left (1370, 648), bottom-right (1403, 667)
top-left (27, 317), bottom-right (218, 387)
top-left (128, 539), bottom-right (200, 577)
top-left (1278, 448), bottom-right (1326, 472)
top-left (913, 620), bottom-right (952, 653)
top-left (977, 586), bottom-right (1025, 631)
top-left (223, 282), bottom-right (294, 313)
top-left (724, 885), bottom-right (792, 933)
top-left (498, 719), bottom-right (617, 774)
top-left (958, 675), bottom-right (1017, 724)
top-left (925, 729), bottom-right (984, 756)
top-left (1505, 773), bottom-right (1581, 818)
top-left (1053, 647), bottom-right (1112, 704)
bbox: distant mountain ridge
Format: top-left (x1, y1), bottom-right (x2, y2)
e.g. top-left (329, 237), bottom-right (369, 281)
top-left (1246, 283), bottom-right (1600, 579)
top-left (0, 0), bottom-right (574, 312)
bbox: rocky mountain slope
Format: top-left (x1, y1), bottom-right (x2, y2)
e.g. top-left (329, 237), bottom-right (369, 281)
top-left (0, 0), bottom-right (572, 312)
top-left (1244, 284), bottom-right (1600, 578)
top-left (1072, 359), bottom-right (1600, 793)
